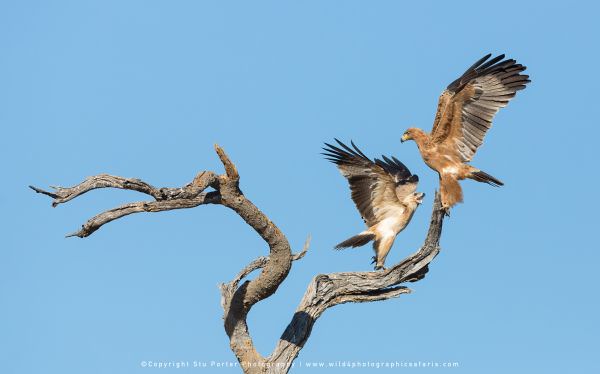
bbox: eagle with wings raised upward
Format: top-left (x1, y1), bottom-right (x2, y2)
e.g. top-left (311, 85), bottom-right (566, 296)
top-left (401, 54), bottom-right (530, 211)
top-left (323, 139), bottom-right (424, 270)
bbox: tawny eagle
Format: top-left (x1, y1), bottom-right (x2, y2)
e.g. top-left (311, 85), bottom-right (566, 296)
top-left (401, 53), bottom-right (530, 211)
top-left (323, 139), bottom-right (424, 270)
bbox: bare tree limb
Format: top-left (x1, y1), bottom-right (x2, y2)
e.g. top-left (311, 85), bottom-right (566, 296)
top-left (30, 171), bottom-right (219, 237)
top-left (292, 235), bottom-right (311, 261)
top-left (29, 171), bottom-right (217, 206)
top-left (214, 144), bottom-right (239, 181)
top-left (209, 145), bottom-right (294, 367)
top-left (64, 192), bottom-right (221, 238)
top-left (32, 145), bottom-right (445, 374)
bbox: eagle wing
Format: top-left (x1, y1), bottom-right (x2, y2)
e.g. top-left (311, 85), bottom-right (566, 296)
top-left (323, 139), bottom-right (418, 227)
top-left (430, 54), bottom-right (530, 162)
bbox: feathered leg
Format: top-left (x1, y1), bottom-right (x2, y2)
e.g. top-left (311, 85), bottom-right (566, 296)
top-left (439, 173), bottom-right (463, 212)
top-left (372, 235), bottom-right (396, 270)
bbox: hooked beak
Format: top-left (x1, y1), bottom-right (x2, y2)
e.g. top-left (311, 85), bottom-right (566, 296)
top-left (417, 192), bottom-right (425, 204)
top-left (401, 134), bottom-right (409, 143)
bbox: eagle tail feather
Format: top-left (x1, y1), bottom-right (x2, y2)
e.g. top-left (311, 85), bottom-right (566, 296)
top-left (334, 233), bottom-right (376, 250)
top-left (471, 170), bottom-right (504, 187)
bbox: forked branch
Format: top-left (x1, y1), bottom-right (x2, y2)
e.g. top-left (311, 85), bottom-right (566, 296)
top-left (31, 145), bottom-right (444, 374)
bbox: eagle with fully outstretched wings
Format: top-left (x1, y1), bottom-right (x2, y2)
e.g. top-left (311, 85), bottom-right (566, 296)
top-left (323, 139), bottom-right (425, 270)
top-left (400, 53), bottom-right (530, 211)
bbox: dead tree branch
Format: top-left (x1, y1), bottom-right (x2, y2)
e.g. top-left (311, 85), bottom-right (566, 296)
top-left (31, 145), bottom-right (444, 374)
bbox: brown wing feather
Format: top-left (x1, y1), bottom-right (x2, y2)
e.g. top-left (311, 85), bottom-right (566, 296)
top-left (323, 140), bottom-right (418, 227)
top-left (375, 155), bottom-right (418, 202)
top-left (430, 54), bottom-right (530, 161)
top-left (430, 91), bottom-right (454, 142)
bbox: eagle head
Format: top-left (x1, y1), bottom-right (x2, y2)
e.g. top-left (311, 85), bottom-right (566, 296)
top-left (404, 192), bottom-right (425, 205)
top-left (401, 128), bottom-right (418, 143)
top-left (414, 192), bottom-right (425, 204)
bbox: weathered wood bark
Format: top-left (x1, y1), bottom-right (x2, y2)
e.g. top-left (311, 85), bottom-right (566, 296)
top-left (31, 145), bottom-right (445, 374)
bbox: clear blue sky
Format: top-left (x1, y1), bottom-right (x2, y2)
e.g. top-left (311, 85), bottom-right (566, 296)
top-left (1, 1), bottom-right (598, 373)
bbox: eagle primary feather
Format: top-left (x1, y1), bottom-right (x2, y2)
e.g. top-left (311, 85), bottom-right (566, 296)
top-left (401, 53), bottom-right (530, 211)
top-left (323, 139), bottom-right (424, 270)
